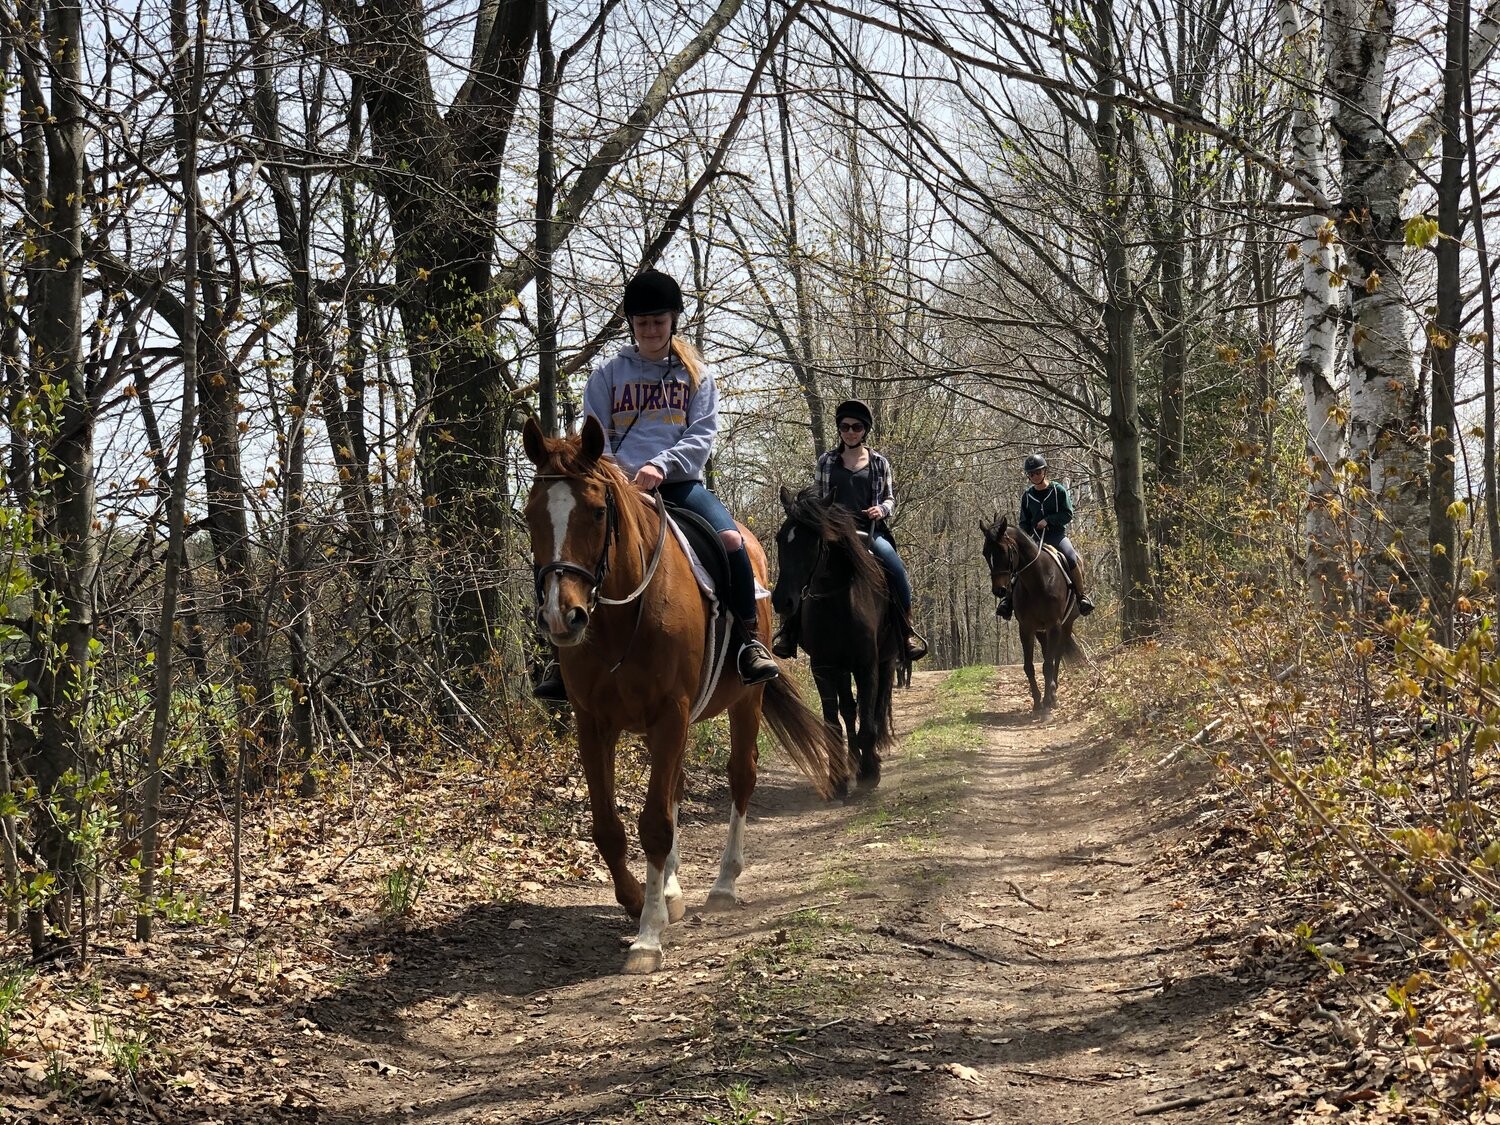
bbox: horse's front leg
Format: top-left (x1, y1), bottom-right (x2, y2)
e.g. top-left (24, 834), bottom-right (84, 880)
top-left (624, 702), bottom-right (690, 975)
top-left (577, 712), bottom-right (639, 917)
top-left (813, 666), bottom-right (853, 795)
top-left (1021, 629), bottom-right (1042, 710)
top-left (708, 696), bottom-right (761, 910)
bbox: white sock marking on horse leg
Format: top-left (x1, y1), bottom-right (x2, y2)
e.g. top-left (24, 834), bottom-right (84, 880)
top-left (541, 482), bottom-right (576, 633)
top-left (708, 807), bottom-right (747, 907)
top-left (664, 802), bottom-right (684, 921)
top-left (625, 861), bottom-right (668, 971)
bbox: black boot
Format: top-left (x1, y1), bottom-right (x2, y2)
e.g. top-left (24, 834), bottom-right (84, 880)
top-left (737, 619), bottom-right (780, 685)
top-left (532, 659), bottom-right (568, 702)
top-left (1078, 596), bottom-right (1095, 616)
top-left (891, 599), bottom-right (927, 661)
top-left (905, 627), bottom-right (928, 662)
top-left (771, 614), bottom-right (799, 660)
top-left (995, 594), bottom-right (1013, 620)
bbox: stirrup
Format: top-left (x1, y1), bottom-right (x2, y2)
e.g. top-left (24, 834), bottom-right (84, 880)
top-left (738, 639), bottom-right (780, 685)
top-left (532, 668), bottom-right (568, 702)
top-left (905, 632), bottom-right (928, 661)
top-left (1077, 597), bottom-right (1095, 616)
top-left (771, 632), bottom-right (798, 660)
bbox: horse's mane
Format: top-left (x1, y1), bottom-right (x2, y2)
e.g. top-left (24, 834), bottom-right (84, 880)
top-left (530, 432), bottom-right (651, 535)
top-left (788, 487), bottom-right (888, 604)
top-left (532, 431), bottom-right (630, 488)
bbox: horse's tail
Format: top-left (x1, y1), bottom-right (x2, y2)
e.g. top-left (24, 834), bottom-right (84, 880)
top-left (760, 673), bottom-right (850, 799)
top-left (1057, 621), bottom-right (1087, 664)
top-left (873, 654), bottom-right (898, 755)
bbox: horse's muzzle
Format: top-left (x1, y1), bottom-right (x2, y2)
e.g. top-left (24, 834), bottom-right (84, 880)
top-left (540, 604), bottom-right (590, 646)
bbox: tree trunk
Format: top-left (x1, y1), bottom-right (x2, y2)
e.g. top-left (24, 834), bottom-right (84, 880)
top-left (1325, 0), bottom-right (1425, 599)
top-left (1428, 0), bottom-right (1466, 637)
top-left (1092, 0), bottom-right (1155, 638)
top-left (15, 0), bottom-right (97, 943)
top-left (1278, 0), bottom-right (1345, 603)
top-left (139, 0), bottom-right (203, 940)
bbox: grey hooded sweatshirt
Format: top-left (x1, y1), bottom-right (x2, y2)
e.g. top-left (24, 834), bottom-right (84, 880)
top-left (582, 345), bottom-right (718, 482)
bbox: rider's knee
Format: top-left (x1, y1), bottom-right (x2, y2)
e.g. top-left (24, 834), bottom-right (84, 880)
top-left (719, 528), bottom-right (743, 553)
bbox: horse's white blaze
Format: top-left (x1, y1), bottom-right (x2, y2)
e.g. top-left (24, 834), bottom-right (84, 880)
top-left (709, 807), bottom-right (747, 901)
top-left (541, 481), bottom-right (577, 633)
top-left (629, 861), bottom-right (669, 959)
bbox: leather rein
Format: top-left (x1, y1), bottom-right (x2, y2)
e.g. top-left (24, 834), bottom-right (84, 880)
top-left (532, 476), bottom-right (669, 611)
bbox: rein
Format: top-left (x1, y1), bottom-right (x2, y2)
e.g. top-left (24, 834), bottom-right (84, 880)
top-left (532, 475), bottom-right (669, 610)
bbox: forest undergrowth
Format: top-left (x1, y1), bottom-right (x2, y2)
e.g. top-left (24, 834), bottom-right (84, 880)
top-left (0, 687), bottom-right (743, 1123)
top-left (1079, 565), bottom-right (1500, 1120)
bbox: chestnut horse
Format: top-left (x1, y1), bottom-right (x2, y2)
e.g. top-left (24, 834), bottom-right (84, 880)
top-left (981, 517), bottom-right (1083, 712)
top-left (522, 416), bottom-right (847, 973)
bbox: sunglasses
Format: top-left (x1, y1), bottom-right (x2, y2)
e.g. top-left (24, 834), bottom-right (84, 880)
top-left (838, 422), bottom-right (866, 432)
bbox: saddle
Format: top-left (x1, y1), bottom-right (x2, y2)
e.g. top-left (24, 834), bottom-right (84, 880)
top-left (1039, 542), bottom-right (1080, 595)
top-left (661, 500), bottom-right (733, 608)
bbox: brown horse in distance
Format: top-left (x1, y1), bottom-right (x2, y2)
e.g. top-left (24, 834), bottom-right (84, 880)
top-left (522, 416), bottom-right (847, 973)
top-left (981, 517), bottom-right (1083, 712)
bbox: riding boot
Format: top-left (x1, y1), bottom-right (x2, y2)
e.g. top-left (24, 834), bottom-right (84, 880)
top-left (737, 617), bottom-right (781, 685)
top-left (531, 649), bottom-right (568, 702)
top-left (891, 598), bottom-right (928, 661)
top-left (771, 613), bottom-right (800, 660)
top-left (1071, 564), bottom-right (1095, 616)
top-left (995, 593), bottom-right (1013, 620)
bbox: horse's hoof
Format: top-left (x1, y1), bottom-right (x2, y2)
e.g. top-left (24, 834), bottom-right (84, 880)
top-left (705, 889), bottom-right (739, 911)
top-left (622, 946), bottom-right (664, 974)
top-left (666, 895), bottom-right (686, 923)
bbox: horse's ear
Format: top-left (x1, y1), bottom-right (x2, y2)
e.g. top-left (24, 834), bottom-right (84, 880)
top-left (780, 484), bottom-right (796, 514)
top-left (580, 414), bottom-right (606, 465)
top-left (997, 516), bottom-right (1009, 535)
top-left (522, 416), bottom-right (547, 467)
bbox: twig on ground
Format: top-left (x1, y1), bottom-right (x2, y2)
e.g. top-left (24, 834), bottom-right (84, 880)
top-left (1006, 880), bottom-right (1048, 911)
top-left (874, 924), bottom-right (1007, 965)
top-left (1134, 1085), bottom-right (1254, 1116)
top-left (1001, 1066), bottom-right (1114, 1086)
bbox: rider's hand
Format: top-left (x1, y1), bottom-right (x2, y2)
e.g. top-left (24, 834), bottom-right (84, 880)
top-left (864, 506), bottom-right (883, 521)
top-left (1037, 519), bottom-right (1048, 530)
top-left (632, 464), bottom-right (665, 492)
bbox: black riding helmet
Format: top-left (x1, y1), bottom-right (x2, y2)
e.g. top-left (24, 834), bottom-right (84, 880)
top-left (622, 270), bottom-right (685, 318)
top-left (1023, 453), bottom-right (1048, 474)
top-left (834, 398), bottom-right (874, 436)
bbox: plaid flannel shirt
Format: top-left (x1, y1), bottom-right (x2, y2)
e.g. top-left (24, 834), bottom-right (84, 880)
top-left (814, 447), bottom-right (895, 523)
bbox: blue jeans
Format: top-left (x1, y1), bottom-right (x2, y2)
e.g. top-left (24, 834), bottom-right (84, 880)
top-left (658, 480), bottom-right (757, 622)
top-left (870, 534), bottom-right (912, 611)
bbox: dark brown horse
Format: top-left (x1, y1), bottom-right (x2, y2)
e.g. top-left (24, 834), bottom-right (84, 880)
top-left (522, 416), bottom-right (846, 973)
top-left (981, 517), bottom-right (1083, 712)
top-left (772, 487), bottom-right (897, 786)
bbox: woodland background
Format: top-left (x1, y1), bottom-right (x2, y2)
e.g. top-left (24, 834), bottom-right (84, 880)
top-left (4, 0), bottom-right (1500, 1118)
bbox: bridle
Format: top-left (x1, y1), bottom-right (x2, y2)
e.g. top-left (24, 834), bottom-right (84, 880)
top-left (784, 510), bottom-right (839, 604)
top-left (986, 528), bottom-right (1051, 588)
top-left (531, 475), bottom-right (669, 610)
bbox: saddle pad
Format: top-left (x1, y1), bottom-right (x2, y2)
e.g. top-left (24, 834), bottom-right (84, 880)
top-left (1041, 543), bottom-right (1068, 569)
top-left (648, 497), bottom-right (771, 605)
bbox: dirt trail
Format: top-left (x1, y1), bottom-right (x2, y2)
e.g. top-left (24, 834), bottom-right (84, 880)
top-left (306, 669), bottom-right (1267, 1124)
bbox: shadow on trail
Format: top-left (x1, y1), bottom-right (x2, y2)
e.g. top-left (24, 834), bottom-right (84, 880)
top-left (964, 708), bottom-right (1043, 729)
top-left (309, 947), bottom-right (1267, 1125)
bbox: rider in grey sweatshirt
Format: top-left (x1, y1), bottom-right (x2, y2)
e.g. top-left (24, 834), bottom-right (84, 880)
top-left (583, 345), bottom-right (718, 479)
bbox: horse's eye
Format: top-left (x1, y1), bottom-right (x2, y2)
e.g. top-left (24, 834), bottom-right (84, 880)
top-left (592, 506), bottom-right (606, 522)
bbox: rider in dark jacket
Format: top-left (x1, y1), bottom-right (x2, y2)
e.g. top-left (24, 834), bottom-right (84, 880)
top-left (996, 453), bottom-right (1095, 620)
